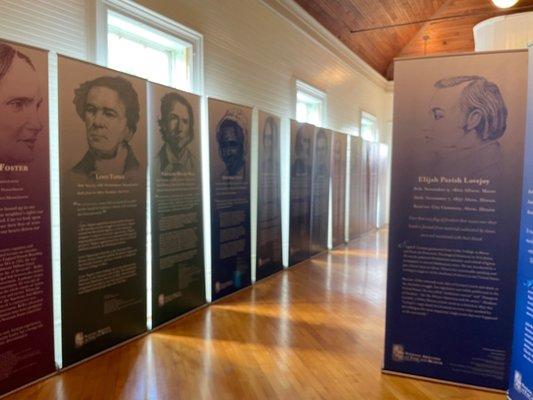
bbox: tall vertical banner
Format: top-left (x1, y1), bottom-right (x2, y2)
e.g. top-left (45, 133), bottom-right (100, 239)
top-left (310, 128), bottom-right (331, 256)
top-left (384, 51), bottom-right (528, 390)
top-left (509, 279), bottom-right (533, 399)
top-left (509, 45), bottom-right (533, 400)
top-left (349, 136), bottom-right (364, 239)
top-left (0, 41), bottom-right (54, 396)
top-left (209, 98), bottom-right (252, 300)
top-left (367, 142), bottom-right (379, 231)
top-left (59, 57), bottom-right (147, 366)
top-left (378, 143), bottom-right (390, 227)
top-left (289, 121), bottom-right (314, 266)
top-left (256, 111), bottom-right (282, 280)
top-left (361, 140), bottom-right (371, 233)
top-left (331, 132), bottom-right (347, 247)
top-left (148, 83), bottom-right (205, 328)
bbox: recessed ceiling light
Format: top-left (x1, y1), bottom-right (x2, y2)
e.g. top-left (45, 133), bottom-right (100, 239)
top-left (491, 0), bottom-right (519, 8)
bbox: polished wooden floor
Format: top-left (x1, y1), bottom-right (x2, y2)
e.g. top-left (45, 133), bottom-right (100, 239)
top-left (6, 230), bottom-right (503, 399)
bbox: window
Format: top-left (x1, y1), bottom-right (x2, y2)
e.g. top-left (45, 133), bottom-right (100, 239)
top-left (95, 0), bottom-right (203, 93)
top-left (360, 111), bottom-right (378, 142)
top-left (296, 80), bottom-right (326, 126)
top-left (107, 12), bottom-right (189, 89)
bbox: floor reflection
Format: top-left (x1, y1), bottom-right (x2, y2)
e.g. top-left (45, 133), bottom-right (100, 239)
top-left (5, 229), bottom-right (504, 400)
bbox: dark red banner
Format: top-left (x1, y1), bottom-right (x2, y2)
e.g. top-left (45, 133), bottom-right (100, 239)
top-left (0, 41), bottom-right (54, 396)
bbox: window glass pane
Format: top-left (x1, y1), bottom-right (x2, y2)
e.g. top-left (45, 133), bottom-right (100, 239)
top-left (172, 48), bottom-right (188, 88)
top-left (361, 116), bottom-right (377, 142)
top-left (296, 91), bottom-right (323, 126)
top-left (107, 12), bottom-right (191, 90)
top-left (296, 81), bottom-right (325, 126)
top-left (297, 101), bottom-right (308, 123)
top-left (308, 103), bottom-right (320, 126)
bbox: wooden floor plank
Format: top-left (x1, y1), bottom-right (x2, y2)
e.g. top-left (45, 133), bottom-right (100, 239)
top-left (4, 230), bottom-right (504, 399)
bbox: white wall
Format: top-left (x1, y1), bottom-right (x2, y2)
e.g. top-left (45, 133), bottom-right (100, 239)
top-left (0, 0), bottom-right (87, 58)
top-left (135, 0), bottom-right (392, 134)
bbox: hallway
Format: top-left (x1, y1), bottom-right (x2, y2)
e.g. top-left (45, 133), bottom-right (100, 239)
top-left (7, 231), bottom-right (502, 399)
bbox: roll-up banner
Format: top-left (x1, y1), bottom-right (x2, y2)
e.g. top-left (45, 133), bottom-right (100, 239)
top-left (331, 132), bottom-right (347, 248)
top-left (384, 50), bottom-right (528, 390)
top-left (378, 143), bottom-right (389, 227)
top-left (359, 140), bottom-right (372, 234)
top-left (349, 136), bottom-right (364, 240)
top-left (148, 83), bottom-right (205, 328)
top-left (509, 279), bottom-right (533, 399)
top-left (209, 98), bottom-right (252, 300)
top-left (59, 56), bottom-right (147, 366)
top-left (367, 142), bottom-right (379, 231)
top-left (508, 44), bottom-right (533, 400)
top-left (289, 120), bottom-right (314, 266)
top-left (256, 110), bottom-right (283, 281)
top-left (310, 128), bottom-right (331, 256)
top-left (0, 40), bottom-right (55, 396)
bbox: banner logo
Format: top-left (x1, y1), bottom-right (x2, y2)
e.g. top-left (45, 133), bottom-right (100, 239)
top-left (392, 344), bottom-right (405, 362)
top-left (514, 370), bottom-right (522, 393)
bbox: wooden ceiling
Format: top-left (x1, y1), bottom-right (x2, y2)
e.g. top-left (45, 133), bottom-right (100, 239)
top-left (295, 0), bottom-right (533, 80)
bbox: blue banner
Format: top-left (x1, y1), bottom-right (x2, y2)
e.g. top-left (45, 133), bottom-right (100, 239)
top-left (209, 98), bottom-right (252, 300)
top-left (384, 50), bottom-right (528, 390)
top-left (509, 278), bottom-right (533, 400)
top-left (509, 45), bottom-right (533, 400)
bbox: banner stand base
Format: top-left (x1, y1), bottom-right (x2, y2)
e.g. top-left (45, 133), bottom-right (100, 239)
top-left (289, 248), bottom-right (331, 269)
top-left (347, 227), bottom-right (381, 243)
top-left (151, 302), bottom-right (210, 333)
top-left (381, 369), bottom-right (506, 394)
top-left (0, 370), bottom-right (58, 400)
top-left (60, 331), bottom-right (149, 373)
top-left (255, 263), bottom-right (286, 283)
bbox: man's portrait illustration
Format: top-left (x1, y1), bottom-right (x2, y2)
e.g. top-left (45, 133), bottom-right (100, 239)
top-left (71, 75), bottom-right (140, 179)
top-left (334, 139), bottom-right (342, 162)
top-left (156, 91), bottom-right (195, 174)
top-left (423, 75), bottom-right (507, 176)
top-left (261, 116), bottom-right (278, 174)
top-left (0, 42), bottom-right (44, 164)
top-left (292, 125), bottom-right (312, 176)
top-left (315, 129), bottom-right (329, 177)
top-left (216, 109), bottom-right (247, 179)
top-left (258, 114), bottom-right (281, 267)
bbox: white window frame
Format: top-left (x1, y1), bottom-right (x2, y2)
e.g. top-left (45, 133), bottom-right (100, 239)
top-left (93, 0), bottom-right (204, 94)
top-left (295, 79), bottom-right (327, 126)
top-left (360, 110), bottom-right (378, 142)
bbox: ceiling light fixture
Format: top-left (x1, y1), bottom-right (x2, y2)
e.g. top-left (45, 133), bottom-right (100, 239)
top-left (491, 0), bottom-right (519, 8)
